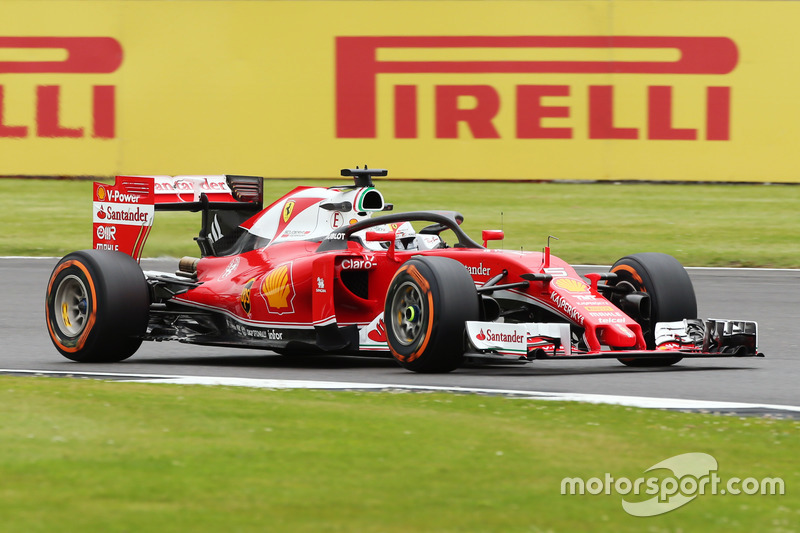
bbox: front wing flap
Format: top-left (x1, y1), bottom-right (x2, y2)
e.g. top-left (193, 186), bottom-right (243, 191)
top-left (465, 319), bottom-right (762, 361)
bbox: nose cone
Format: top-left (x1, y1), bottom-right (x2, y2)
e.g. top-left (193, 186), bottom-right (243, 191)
top-left (598, 324), bottom-right (638, 348)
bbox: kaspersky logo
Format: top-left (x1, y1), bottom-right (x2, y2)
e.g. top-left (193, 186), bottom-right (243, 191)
top-left (336, 36), bottom-right (737, 141)
top-left (0, 36), bottom-right (122, 139)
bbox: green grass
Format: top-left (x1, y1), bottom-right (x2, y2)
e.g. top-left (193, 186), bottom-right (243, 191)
top-left (0, 376), bottom-right (796, 532)
top-left (1, 178), bottom-right (798, 267)
top-left (5, 178), bottom-right (796, 530)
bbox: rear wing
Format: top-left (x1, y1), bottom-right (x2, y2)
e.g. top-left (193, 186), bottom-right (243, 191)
top-left (93, 175), bottom-right (263, 261)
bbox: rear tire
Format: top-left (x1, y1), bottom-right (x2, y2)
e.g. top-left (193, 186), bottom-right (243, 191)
top-left (385, 257), bottom-right (479, 373)
top-left (610, 253), bottom-right (696, 367)
top-left (46, 250), bottom-right (150, 362)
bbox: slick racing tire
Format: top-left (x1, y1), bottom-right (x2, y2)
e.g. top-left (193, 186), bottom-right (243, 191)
top-left (46, 250), bottom-right (150, 362)
top-left (385, 256), bottom-right (479, 373)
top-left (609, 253), bottom-right (697, 367)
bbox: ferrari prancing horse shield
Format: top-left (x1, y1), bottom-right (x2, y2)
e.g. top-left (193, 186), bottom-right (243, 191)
top-left (282, 201), bottom-right (295, 223)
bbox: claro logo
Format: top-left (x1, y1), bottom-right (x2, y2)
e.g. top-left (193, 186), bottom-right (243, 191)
top-left (336, 36), bottom-right (737, 140)
top-left (0, 36), bottom-right (122, 139)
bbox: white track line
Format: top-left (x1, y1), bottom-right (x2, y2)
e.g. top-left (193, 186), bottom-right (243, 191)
top-left (2, 368), bottom-right (799, 414)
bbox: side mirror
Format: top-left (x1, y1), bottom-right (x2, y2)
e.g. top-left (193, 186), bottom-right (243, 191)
top-left (482, 230), bottom-right (504, 248)
top-left (366, 230), bottom-right (398, 261)
top-left (366, 231), bottom-right (396, 242)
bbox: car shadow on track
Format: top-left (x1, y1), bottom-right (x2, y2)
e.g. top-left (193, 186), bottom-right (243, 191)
top-left (131, 351), bottom-right (755, 377)
top-left (136, 352), bottom-right (402, 370)
top-left (459, 363), bottom-right (754, 377)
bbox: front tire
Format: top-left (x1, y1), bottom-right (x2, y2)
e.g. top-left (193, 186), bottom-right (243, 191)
top-left (385, 257), bottom-right (479, 373)
top-left (609, 253), bottom-right (696, 367)
top-left (46, 250), bottom-right (150, 362)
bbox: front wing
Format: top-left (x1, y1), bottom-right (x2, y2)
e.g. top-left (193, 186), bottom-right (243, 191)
top-left (464, 318), bottom-right (762, 361)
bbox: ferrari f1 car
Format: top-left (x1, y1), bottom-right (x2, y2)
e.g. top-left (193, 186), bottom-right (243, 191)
top-left (46, 168), bottom-right (762, 372)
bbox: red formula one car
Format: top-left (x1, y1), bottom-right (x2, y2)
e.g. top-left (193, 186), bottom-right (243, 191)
top-left (45, 168), bottom-right (762, 372)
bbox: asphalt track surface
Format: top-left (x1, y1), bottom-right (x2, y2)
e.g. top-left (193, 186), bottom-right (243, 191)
top-left (3, 257), bottom-right (799, 411)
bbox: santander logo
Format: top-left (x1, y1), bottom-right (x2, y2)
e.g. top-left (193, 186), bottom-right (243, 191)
top-left (368, 319), bottom-right (387, 342)
top-left (475, 328), bottom-right (525, 344)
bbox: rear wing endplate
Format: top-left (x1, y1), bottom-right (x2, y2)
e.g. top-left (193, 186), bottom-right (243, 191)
top-left (93, 175), bottom-right (263, 261)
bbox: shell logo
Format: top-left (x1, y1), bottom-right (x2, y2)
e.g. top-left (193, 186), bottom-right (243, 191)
top-left (367, 319), bottom-right (387, 343)
top-left (261, 264), bottom-right (295, 314)
top-left (97, 186), bottom-right (106, 201)
top-left (554, 277), bottom-right (589, 293)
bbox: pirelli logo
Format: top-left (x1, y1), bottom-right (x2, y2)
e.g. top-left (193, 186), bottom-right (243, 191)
top-left (336, 36), bottom-right (738, 141)
top-left (0, 36), bottom-right (122, 139)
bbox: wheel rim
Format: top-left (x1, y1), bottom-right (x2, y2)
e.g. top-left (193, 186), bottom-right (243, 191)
top-left (389, 281), bottom-right (425, 346)
top-left (53, 274), bottom-right (89, 337)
